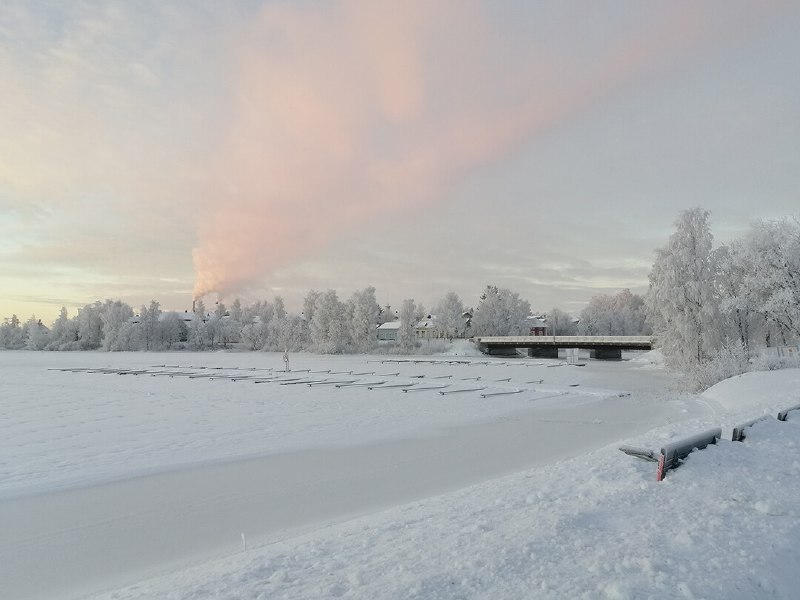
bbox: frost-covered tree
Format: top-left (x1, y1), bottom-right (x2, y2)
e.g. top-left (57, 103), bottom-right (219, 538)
top-left (398, 299), bottom-right (418, 352)
top-left (266, 314), bottom-right (306, 351)
top-left (256, 303), bottom-right (268, 324)
top-left (187, 314), bottom-right (207, 350)
top-left (379, 304), bottom-right (396, 324)
top-left (139, 300), bottom-right (162, 351)
top-left (414, 302), bottom-right (428, 324)
top-left (613, 289), bottom-right (650, 335)
top-left (114, 321), bottom-right (142, 351)
top-left (100, 300), bottom-right (134, 351)
top-left (303, 290), bottom-right (321, 324)
top-left (218, 316), bottom-right (240, 348)
top-left (645, 208), bottom-right (721, 370)
top-left (310, 290), bottom-right (350, 353)
top-left (159, 312), bottom-right (187, 349)
top-left (740, 219), bottom-right (800, 345)
top-left (240, 322), bottom-right (262, 350)
top-left (48, 307), bottom-right (69, 349)
top-left (349, 286), bottom-right (380, 353)
top-left (204, 313), bottom-right (222, 348)
top-left (578, 289), bottom-right (649, 336)
top-left (714, 243), bottom-right (757, 356)
top-left (254, 296), bottom-right (298, 351)
top-left (471, 285), bottom-right (531, 336)
top-left (230, 298), bottom-right (243, 323)
top-left (240, 299), bottom-right (273, 350)
top-left (578, 295), bottom-right (615, 335)
top-left (433, 292), bottom-right (465, 339)
top-left (0, 314), bottom-right (25, 349)
top-left (299, 290), bottom-right (321, 346)
top-left (46, 306), bottom-right (80, 350)
top-left (24, 316), bottom-right (50, 350)
top-left (547, 308), bottom-right (577, 336)
top-left (194, 299), bottom-right (206, 318)
top-left (75, 302), bottom-right (105, 349)
top-left (273, 296), bottom-right (287, 320)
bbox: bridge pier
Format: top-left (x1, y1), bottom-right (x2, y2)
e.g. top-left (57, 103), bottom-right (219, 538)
top-left (484, 346), bottom-right (519, 356)
top-left (589, 347), bottom-right (622, 360)
top-left (527, 347), bottom-right (558, 359)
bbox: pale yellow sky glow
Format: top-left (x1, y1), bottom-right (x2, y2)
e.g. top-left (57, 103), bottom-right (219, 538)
top-left (2, 1), bottom-right (799, 323)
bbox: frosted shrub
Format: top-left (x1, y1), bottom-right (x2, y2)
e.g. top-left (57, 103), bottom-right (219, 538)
top-left (688, 340), bottom-right (750, 392)
top-left (751, 348), bottom-right (800, 371)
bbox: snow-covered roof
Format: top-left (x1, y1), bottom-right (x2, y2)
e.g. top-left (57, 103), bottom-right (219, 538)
top-left (416, 315), bottom-right (436, 329)
top-left (377, 321), bottom-right (401, 330)
top-left (526, 316), bottom-right (547, 327)
top-left (128, 311), bottom-right (201, 324)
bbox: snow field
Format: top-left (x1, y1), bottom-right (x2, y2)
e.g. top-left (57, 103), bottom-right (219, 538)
top-left (86, 407), bottom-right (800, 600)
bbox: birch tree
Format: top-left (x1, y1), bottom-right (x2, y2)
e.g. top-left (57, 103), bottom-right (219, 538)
top-left (741, 219), bottom-right (800, 344)
top-left (310, 290), bottom-right (350, 353)
top-left (100, 300), bottom-right (134, 351)
top-left (398, 299), bottom-right (418, 352)
top-left (578, 289), bottom-right (649, 336)
top-left (433, 292), bottom-right (466, 339)
top-left (24, 316), bottom-right (49, 350)
top-left (645, 208), bottom-right (721, 370)
top-left (471, 286), bottom-right (531, 336)
top-left (349, 286), bottom-right (380, 353)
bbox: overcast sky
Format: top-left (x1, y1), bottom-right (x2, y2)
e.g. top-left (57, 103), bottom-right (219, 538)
top-left (2, 1), bottom-right (799, 322)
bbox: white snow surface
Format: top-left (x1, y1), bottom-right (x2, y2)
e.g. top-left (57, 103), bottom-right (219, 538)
top-left (1, 351), bottom-right (799, 599)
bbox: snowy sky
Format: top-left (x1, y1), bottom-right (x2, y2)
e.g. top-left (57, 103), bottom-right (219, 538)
top-left (2, 1), bottom-right (799, 321)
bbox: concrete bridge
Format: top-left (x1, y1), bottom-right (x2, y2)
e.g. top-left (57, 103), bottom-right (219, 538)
top-left (471, 336), bottom-right (653, 360)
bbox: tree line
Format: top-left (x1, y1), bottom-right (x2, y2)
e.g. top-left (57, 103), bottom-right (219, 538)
top-left (0, 282), bottom-right (648, 355)
top-left (2, 209), bottom-right (798, 385)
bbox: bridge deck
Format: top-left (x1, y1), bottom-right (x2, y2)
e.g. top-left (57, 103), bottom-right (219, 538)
top-left (472, 336), bottom-right (652, 350)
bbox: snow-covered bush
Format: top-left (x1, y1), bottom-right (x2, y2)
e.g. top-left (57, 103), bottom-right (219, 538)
top-left (686, 340), bottom-right (750, 392)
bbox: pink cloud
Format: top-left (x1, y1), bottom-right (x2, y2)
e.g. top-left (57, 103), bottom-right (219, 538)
top-left (191, 0), bottom-right (785, 300)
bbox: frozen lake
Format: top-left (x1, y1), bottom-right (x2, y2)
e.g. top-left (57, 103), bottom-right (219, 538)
top-left (1, 349), bottom-right (703, 599)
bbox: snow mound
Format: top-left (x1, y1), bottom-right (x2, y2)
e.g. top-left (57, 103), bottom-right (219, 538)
top-left (701, 367), bottom-right (800, 414)
top-left (629, 348), bottom-right (665, 368)
top-left (437, 339), bottom-right (485, 357)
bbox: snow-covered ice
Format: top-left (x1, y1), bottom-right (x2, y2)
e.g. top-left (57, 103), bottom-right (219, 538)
top-left (0, 350), bottom-right (678, 500)
top-left (1, 350), bottom-right (798, 599)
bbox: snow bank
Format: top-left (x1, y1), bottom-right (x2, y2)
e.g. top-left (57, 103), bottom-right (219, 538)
top-left (628, 348), bottom-right (665, 368)
top-left (701, 367), bottom-right (800, 414)
top-left (88, 402), bottom-right (800, 600)
top-left (437, 339), bottom-right (486, 357)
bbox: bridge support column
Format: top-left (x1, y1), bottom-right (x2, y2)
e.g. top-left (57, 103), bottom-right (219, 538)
top-left (528, 347), bottom-right (558, 359)
top-left (590, 347), bottom-right (622, 360)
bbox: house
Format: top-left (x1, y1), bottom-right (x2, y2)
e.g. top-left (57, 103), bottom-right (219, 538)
top-left (415, 315), bottom-right (437, 339)
top-left (527, 315), bottom-right (548, 336)
top-left (376, 316), bottom-right (441, 341)
top-left (376, 321), bottom-right (401, 341)
top-left (128, 310), bottom-right (202, 325)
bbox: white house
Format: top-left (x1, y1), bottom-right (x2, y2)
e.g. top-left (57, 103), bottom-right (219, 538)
top-left (376, 320), bottom-right (401, 341)
top-left (415, 315), bottom-right (437, 339)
